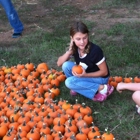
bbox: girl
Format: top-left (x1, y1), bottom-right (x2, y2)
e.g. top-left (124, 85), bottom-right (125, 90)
top-left (57, 21), bottom-right (114, 102)
top-left (116, 83), bottom-right (140, 114)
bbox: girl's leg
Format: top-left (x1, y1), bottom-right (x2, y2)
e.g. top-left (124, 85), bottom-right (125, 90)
top-left (0, 0), bottom-right (24, 33)
top-left (132, 91), bottom-right (140, 106)
top-left (62, 61), bottom-right (75, 78)
top-left (65, 76), bottom-right (109, 100)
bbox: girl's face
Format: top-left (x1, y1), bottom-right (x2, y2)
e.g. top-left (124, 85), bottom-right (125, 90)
top-left (71, 32), bottom-right (88, 50)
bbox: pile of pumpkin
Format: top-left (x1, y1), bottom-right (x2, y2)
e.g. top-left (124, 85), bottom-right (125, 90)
top-left (0, 62), bottom-right (115, 140)
top-left (108, 76), bottom-right (140, 88)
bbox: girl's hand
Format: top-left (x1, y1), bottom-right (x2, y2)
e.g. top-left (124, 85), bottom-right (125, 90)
top-left (116, 83), bottom-right (123, 93)
top-left (72, 67), bottom-right (86, 77)
top-left (69, 38), bottom-right (73, 51)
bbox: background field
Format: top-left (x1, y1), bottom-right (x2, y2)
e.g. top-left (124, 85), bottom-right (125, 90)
top-left (0, 0), bottom-right (140, 139)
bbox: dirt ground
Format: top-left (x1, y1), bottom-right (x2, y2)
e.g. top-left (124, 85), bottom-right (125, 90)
top-left (0, 0), bottom-right (140, 43)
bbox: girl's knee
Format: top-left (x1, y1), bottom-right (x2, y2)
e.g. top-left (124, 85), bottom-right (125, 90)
top-left (62, 61), bottom-right (69, 71)
top-left (65, 78), bottom-right (71, 88)
top-left (132, 91), bottom-right (140, 102)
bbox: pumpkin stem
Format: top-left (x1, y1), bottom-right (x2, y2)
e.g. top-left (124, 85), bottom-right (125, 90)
top-left (17, 134), bottom-right (22, 139)
top-left (58, 131), bottom-right (63, 138)
top-left (83, 123), bottom-right (87, 128)
top-left (105, 127), bottom-right (110, 134)
top-left (23, 120), bottom-right (26, 126)
top-left (70, 134), bottom-right (76, 140)
top-left (82, 102), bottom-right (86, 108)
top-left (57, 120), bottom-right (61, 126)
top-left (42, 123), bottom-right (46, 129)
top-left (18, 127), bottom-right (22, 133)
top-left (27, 58), bottom-right (31, 64)
top-left (75, 99), bottom-right (78, 104)
top-left (91, 126), bottom-right (96, 132)
top-left (94, 135), bottom-right (101, 139)
top-left (30, 115), bottom-right (34, 122)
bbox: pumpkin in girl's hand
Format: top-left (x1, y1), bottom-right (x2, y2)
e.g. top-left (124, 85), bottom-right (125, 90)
top-left (72, 65), bottom-right (83, 74)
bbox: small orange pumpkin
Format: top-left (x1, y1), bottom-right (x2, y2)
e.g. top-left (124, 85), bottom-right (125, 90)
top-left (102, 128), bottom-right (115, 140)
top-left (124, 77), bottom-right (132, 83)
top-left (114, 76), bottom-right (123, 83)
top-left (134, 76), bottom-right (140, 83)
top-left (72, 65), bottom-right (83, 74)
top-left (36, 63), bottom-right (49, 74)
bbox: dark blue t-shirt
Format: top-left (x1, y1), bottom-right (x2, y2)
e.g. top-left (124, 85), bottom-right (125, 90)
top-left (73, 42), bottom-right (110, 78)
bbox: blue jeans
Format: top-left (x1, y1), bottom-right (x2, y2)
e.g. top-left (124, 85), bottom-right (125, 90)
top-left (0, 0), bottom-right (24, 33)
top-left (62, 61), bottom-right (109, 100)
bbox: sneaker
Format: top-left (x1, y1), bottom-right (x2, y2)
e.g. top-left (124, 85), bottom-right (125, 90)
top-left (136, 105), bottom-right (140, 115)
top-left (93, 84), bottom-right (114, 102)
top-left (93, 93), bottom-right (107, 102)
top-left (12, 33), bottom-right (22, 38)
top-left (107, 84), bottom-right (114, 97)
top-left (70, 90), bottom-right (77, 96)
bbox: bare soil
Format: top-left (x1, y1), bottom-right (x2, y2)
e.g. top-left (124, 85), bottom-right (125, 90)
top-left (0, 0), bottom-right (140, 43)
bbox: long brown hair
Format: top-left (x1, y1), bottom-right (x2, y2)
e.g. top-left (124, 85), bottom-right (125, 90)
top-left (70, 21), bottom-right (90, 54)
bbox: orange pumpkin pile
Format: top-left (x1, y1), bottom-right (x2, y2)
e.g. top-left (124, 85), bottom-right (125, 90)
top-left (0, 62), bottom-right (115, 140)
top-left (108, 76), bottom-right (140, 88)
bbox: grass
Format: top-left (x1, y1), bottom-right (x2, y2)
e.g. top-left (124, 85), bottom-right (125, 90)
top-left (0, 0), bottom-right (140, 139)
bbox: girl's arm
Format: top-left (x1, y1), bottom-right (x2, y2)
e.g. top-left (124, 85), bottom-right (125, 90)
top-left (57, 39), bottom-right (74, 67)
top-left (117, 83), bottom-right (140, 93)
top-left (75, 61), bottom-right (108, 77)
top-left (57, 50), bottom-right (73, 67)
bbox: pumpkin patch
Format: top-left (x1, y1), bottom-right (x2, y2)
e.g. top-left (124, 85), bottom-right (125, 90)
top-left (0, 62), bottom-right (115, 140)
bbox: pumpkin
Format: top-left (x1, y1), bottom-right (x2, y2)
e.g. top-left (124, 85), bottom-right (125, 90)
top-left (4, 67), bottom-right (12, 74)
top-left (72, 65), bottom-right (83, 74)
top-left (40, 123), bottom-right (51, 135)
top-left (124, 77), bottom-right (132, 83)
top-left (0, 125), bottom-right (8, 137)
top-left (134, 76), bottom-right (140, 83)
top-left (36, 63), bottom-right (49, 73)
top-left (88, 127), bottom-right (101, 139)
top-left (27, 127), bottom-right (40, 140)
top-left (102, 132), bottom-right (115, 140)
top-left (25, 59), bottom-right (34, 71)
top-left (64, 127), bottom-right (75, 138)
top-left (83, 112), bottom-right (94, 126)
top-left (53, 120), bottom-right (65, 134)
top-left (76, 128), bottom-right (88, 140)
top-left (51, 78), bottom-right (60, 87)
top-left (114, 76), bottom-right (123, 83)
top-left (66, 105), bottom-right (77, 118)
top-left (18, 121), bottom-right (31, 133)
top-left (109, 81), bottom-right (118, 88)
top-left (40, 134), bottom-right (53, 140)
top-left (53, 114), bottom-right (66, 125)
top-left (62, 101), bottom-right (71, 110)
top-left (101, 127), bottom-right (115, 140)
top-left (80, 103), bottom-right (92, 115)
